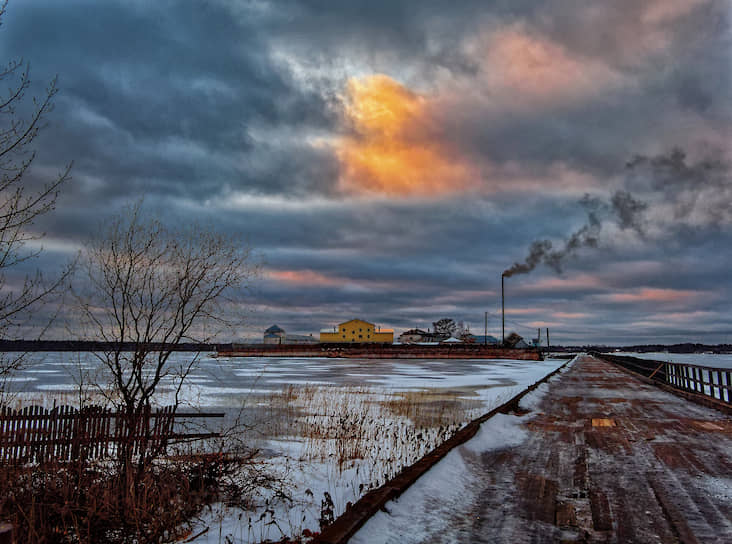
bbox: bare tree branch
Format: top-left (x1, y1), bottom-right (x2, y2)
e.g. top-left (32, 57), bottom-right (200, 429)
top-left (75, 202), bottom-right (257, 471)
top-left (0, 2), bottom-right (72, 381)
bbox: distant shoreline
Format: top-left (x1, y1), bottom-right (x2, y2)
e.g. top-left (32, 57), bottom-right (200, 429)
top-left (0, 340), bottom-right (219, 352)
top-left (548, 343), bottom-right (732, 354)
top-left (0, 340), bottom-right (730, 354)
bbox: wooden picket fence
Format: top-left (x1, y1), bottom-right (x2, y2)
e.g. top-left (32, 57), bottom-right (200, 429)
top-left (0, 404), bottom-right (222, 465)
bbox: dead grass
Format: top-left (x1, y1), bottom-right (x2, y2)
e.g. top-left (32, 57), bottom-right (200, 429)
top-left (1, 382), bottom-right (492, 542)
top-left (0, 454), bottom-right (238, 543)
top-left (250, 384), bottom-right (484, 489)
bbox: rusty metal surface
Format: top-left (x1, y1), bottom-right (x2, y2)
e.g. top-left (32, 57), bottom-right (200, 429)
top-left (460, 355), bottom-right (732, 543)
top-left (217, 344), bottom-right (543, 360)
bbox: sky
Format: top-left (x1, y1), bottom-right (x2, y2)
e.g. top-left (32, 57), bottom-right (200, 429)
top-left (2, 0), bottom-right (731, 345)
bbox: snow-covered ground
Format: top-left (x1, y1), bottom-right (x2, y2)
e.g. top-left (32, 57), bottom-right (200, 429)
top-left (0, 352), bottom-right (570, 542)
top-left (351, 360), bottom-right (574, 544)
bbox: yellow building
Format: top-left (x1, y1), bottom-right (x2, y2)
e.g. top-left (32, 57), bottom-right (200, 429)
top-left (319, 319), bottom-right (394, 343)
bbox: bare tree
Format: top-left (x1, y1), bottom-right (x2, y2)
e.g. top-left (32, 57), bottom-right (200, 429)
top-left (76, 204), bottom-right (256, 474)
top-left (0, 1), bottom-right (72, 384)
top-left (432, 318), bottom-right (457, 339)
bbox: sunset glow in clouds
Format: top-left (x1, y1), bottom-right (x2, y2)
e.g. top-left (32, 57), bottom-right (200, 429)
top-left (337, 75), bottom-right (476, 197)
top-left (478, 27), bottom-right (623, 108)
top-left (3, 0), bottom-right (730, 343)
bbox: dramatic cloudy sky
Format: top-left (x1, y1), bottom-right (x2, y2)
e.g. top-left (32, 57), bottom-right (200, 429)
top-left (3, 0), bottom-right (731, 344)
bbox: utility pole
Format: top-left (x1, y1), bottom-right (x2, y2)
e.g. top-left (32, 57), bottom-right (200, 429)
top-left (484, 312), bottom-right (488, 345)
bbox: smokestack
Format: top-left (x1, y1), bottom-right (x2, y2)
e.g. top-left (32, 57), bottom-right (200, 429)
top-left (546, 328), bottom-right (550, 351)
top-left (484, 311), bottom-right (488, 345)
top-left (501, 274), bottom-right (505, 345)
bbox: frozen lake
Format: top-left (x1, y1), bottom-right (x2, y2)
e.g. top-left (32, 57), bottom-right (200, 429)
top-left (2, 351), bottom-right (570, 542)
top-left (3, 351), bottom-right (568, 410)
top-left (10, 350), bottom-right (730, 542)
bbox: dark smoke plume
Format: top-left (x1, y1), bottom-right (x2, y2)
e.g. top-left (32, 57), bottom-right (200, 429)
top-left (502, 240), bottom-right (552, 277)
top-left (626, 148), bottom-right (731, 224)
top-left (611, 190), bottom-right (648, 234)
top-left (503, 190), bottom-right (646, 277)
top-left (504, 148), bottom-right (730, 278)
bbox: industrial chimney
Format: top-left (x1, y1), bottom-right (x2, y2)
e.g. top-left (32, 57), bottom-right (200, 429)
top-left (501, 273), bottom-right (505, 345)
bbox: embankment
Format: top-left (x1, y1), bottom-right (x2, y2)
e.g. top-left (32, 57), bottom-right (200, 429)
top-left (217, 343), bottom-right (542, 360)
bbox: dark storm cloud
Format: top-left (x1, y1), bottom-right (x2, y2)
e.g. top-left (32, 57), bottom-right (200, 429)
top-left (2, 0), bottom-right (731, 343)
top-left (2, 0), bottom-right (339, 206)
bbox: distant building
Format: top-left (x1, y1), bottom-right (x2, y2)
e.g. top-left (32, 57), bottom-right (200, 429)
top-left (398, 328), bottom-right (428, 343)
top-left (398, 328), bottom-right (448, 343)
top-left (504, 331), bottom-right (530, 349)
top-left (284, 333), bottom-right (318, 345)
top-left (465, 334), bottom-right (500, 345)
top-left (263, 325), bottom-right (317, 345)
top-left (263, 324), bottom-right (286, 344)
top-left (320, 319), bottom-right (394, 343)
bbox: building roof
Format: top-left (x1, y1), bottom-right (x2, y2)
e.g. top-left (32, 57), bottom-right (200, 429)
top-left (338, 318), bottom-right (375, 327)
top-left (264, 324), bottom-right (285, 333)
top-left (400, 328), bottom-right (428, 336)
top-left (469, 334), bottom-right (499, 344)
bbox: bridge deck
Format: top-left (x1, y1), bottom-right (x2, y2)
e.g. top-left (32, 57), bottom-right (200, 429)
top-left (352, 355), bottom-right (732, 543)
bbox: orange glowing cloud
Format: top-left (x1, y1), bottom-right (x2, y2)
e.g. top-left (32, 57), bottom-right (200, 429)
top-left (523, 274), bottom-right (605, 292)
top-left (268, 269), bottom-right (344, 287)
top-left (553, 312), bottom-right (591, 320)
top-left (598, 288), bottom-right (699, 304)
top-left (505, 308), bottom-right (542, 316)
top-left (336, 74), bottom-right (476, 197)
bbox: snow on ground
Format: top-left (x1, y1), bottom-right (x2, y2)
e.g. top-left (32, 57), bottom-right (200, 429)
top-left (350, 357), bottom-right (575, 544)
top-left (4, 352), bottom-right (574, 542)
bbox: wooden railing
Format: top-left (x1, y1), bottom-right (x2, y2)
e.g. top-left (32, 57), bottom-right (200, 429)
top-left (664, 362), bottom-right (732, 403)
top-left (0, 404), bottom-right (223, 465)
top-left (591, 352), bottom-right (732, 406)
